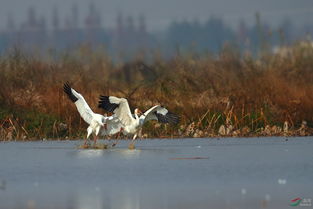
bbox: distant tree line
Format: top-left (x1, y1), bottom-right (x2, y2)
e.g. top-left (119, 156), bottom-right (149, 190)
top-left (0, 6), bottom-right (312, 59)
top-left (164, 14), bottom-right (305, 56)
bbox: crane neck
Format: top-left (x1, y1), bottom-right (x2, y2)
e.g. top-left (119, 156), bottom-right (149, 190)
top-left (134, 110), bottom-right (139, 120)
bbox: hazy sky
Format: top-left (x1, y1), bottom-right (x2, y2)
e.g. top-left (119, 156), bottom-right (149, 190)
top-left (0, 0), bottom-right (312, 31)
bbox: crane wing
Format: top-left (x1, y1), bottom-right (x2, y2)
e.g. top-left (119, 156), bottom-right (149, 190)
top-left (63, 82), bottom-right (94, 125)
top-left (100, 116), bottom-right (124, 135)
top-left (98, 96), bottom-right (134, 126)
top-left (142, 105), bottom-right (180, 124)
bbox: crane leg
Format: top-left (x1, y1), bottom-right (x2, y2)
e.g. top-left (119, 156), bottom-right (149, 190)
top-left (112, 127), bottom-right (123, 147)
top-left (93, 135), bottom-right (98, 146)
top-left (82, 138), bottom-right (90, 148)
top-left (84, 128), bottom-right (92, 147)
top-left (128, 134), bottom-right (137, 149)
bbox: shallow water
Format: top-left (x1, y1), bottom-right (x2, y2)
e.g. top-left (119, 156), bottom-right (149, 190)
top-left (0, 137), bottom-right (312, 209)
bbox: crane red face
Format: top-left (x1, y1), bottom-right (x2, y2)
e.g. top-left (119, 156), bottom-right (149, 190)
top-left (135, 108), bottom-right (143, 115)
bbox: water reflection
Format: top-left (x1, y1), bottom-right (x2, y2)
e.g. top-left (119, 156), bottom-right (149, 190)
top-left (118, 149), bottom-right (141, 159)
top-left (73, 187), bottom-right (141, 209)
top-left (74, 189), bottom-right (104, 209)
top-left (0, 180), bottom-right (6, 191)
top-left (76, 150), bottom-right (104, 159)
top-left (109, 188), bottom-right (140, 209)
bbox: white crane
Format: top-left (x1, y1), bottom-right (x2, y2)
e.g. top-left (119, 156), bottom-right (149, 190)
top-left (98, 95), bottom-right (180, 146)
top-left (64, 83), bottom-right (123, 146)
top-left (100, 114), bottom-right (125, 146)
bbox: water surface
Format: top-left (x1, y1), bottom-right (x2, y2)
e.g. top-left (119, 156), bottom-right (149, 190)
top-left (0, 137), bottom-right (312, 209)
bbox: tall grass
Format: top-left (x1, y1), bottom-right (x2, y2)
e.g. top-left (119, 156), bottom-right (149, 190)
top-left (1, 41), bottom-right (313, 140)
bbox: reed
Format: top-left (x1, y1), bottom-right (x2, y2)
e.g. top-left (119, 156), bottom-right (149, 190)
top-left (1, 41), bottom-right (313, 140)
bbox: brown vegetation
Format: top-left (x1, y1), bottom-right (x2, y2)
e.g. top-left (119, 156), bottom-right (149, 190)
top-left (1, 41), bottom-right (313, 140)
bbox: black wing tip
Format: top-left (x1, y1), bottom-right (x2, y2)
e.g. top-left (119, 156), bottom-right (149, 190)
top-left (63, 82), bottom-right (78, 103)
top-left (155, 111), bottom-right (180, 125)
top-left (98, 95), bottom-right (119, 112)
top-left (63, 82), bottom-right (70, 90)
top-left (63, 82), bottom-right (71, 95)
top-left (99, 95), bottom-right (108, 99)
top-left (98, 95), bottom-right (108, 108)
top-left (171, 113), bottom-right (180, 122)
top-left (167, 112), bottom-right (180, 124)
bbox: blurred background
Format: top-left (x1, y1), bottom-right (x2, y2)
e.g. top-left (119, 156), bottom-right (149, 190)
top-left (1, 0), bottom-right (313, 140)
top-left (0, 0), bottom-right (312, 60)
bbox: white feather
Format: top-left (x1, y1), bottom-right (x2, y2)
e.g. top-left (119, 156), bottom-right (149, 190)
top-left (100, 96), bottom-right (177, 140)
top-left (71, 88), bottom-right (94, 125)
top-left (109, 96), bottom-right (136, 127)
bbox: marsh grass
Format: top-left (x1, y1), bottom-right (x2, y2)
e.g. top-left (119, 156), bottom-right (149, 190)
top-left (1, 41), bottom-right (313, 140)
